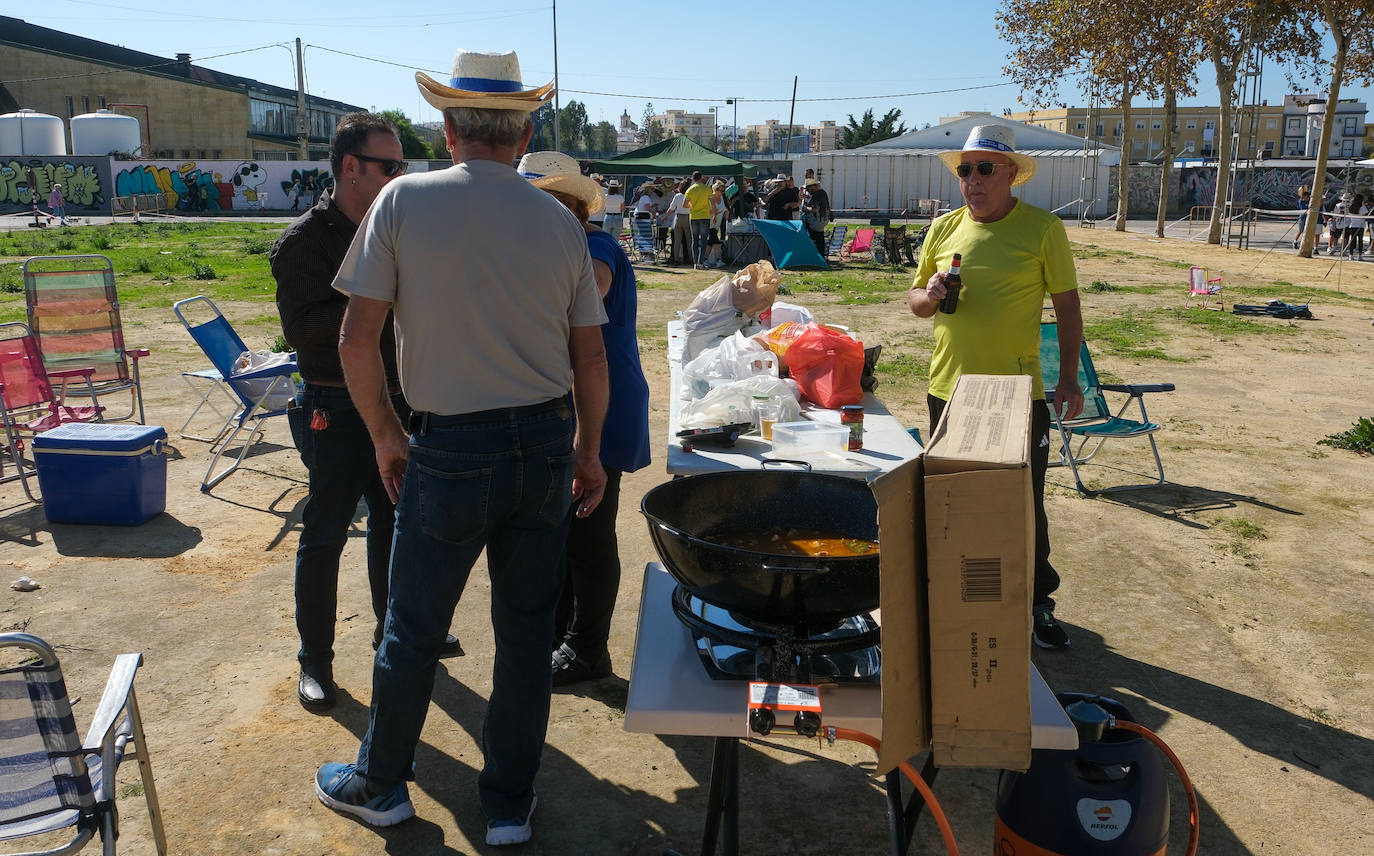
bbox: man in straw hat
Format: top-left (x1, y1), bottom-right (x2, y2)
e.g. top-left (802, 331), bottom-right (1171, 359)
top-left (907, 123), bottom-right (1084, 650)
top-left (315, 49), bottom-right (609, 846)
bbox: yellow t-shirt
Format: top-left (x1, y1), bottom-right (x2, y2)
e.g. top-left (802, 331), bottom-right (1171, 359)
top-left (685, 182), bottom-right (713, 219)
top-left (912, 201), bottom-right (1078, 400)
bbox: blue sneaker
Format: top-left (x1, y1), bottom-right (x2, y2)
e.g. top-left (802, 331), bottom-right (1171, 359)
top-left (485, 793), bottom-right (537, 846)
top-left (315, 762), bottom-right (415, 827)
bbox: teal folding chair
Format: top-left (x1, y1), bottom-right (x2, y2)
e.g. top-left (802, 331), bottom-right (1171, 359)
top-left (1039, 321), bottom-right (1175, 495)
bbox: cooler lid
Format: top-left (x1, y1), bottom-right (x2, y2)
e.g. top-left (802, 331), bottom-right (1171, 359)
top-left (33, 423), bottom-right (167, 451)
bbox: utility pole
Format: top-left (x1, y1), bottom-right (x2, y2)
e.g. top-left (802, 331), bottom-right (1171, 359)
top-left (295, 38), bottom-right (308, 161)
top-left (552, 0), bottom-right (561, 152)
top-left (785, 76), bottom-right (798, 159)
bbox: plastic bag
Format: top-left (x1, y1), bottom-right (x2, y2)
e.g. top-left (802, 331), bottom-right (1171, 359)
top-left (729, 260), bottom-right (780, 318)
top-left (682, 332), bottom-right (778, 399)
top-left (758, 321), bottom-right (811, 359)
top-left (680, 375), bottom-right (803, 430)
top-left (232, 349), bottom-right (296, 411)
top-left (784, 324), bottom-right (865, 408)
top-left (681, 274), bottom-right (744, 362)
top-left (757, 301), bottom-right (815, 329)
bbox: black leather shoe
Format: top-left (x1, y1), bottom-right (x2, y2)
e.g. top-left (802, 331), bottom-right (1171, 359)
top-left (373, 625), bottom-right (464, 658)
top-left (298, 666), bottom-right (337, 711)
top-left (551, 643), bottom-right (612, 688)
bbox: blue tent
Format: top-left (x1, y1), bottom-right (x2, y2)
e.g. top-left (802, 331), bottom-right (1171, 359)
top-left (751, 219), bottom-right (828, 270)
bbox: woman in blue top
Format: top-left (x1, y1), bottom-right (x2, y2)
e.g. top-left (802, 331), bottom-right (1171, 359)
top-left (519, 152), bottom-right (652, 687)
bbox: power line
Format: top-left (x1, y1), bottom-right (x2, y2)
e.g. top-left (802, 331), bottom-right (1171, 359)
top-left (50, 0), bottom-right (547, 27)
top-left (1, 43), bottom-right (294, 85)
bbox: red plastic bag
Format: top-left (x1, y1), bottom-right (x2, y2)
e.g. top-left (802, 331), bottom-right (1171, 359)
top-left (783, 324), bottom-right (864, 408)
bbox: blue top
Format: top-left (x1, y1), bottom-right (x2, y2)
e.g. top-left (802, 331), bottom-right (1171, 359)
top-left (586, 229), bottom-right (651, 473)
top-left (32, 423), bottom-right (166, 451)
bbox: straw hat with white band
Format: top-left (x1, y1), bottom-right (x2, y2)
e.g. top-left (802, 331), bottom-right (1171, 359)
top-left (416, 50), bottom-right (554, 113)
top-left (517, 151), bottom-right (606, 215)
top-left (938, 124), bottom-right (1038, 187)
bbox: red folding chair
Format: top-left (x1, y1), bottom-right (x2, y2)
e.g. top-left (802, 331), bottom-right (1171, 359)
top-left (0, 322), bottom-right (104, 501)
top-left (841, 227), bottom-right (875, 261)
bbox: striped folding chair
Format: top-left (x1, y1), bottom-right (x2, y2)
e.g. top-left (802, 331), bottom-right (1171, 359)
top-left (0, 632), bottom-right (166, 855)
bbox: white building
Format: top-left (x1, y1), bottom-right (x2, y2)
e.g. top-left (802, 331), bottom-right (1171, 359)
top-left (1281, 94), bottom-right (1367, 158)
top-left (792, 113), bottom-right (1120, 216)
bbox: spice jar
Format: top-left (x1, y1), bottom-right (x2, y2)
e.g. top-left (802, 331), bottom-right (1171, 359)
top-left (841, 404), bottom-right (864, 451)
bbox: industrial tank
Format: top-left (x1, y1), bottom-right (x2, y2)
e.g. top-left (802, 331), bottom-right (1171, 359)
top-left (0, 109), bottom-right (67, 155)
top-left (71, 109), bottom-right (141, 155)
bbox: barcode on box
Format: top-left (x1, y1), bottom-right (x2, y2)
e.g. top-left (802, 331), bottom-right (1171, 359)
top-left (961, 558), bottom-right (1002, 602)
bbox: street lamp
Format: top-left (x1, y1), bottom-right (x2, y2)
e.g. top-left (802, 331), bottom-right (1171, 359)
top-left (707, 105), bottom-right (724, 151)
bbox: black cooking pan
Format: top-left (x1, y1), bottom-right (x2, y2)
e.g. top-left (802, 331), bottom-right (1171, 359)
top-left (641, 468), bottom-right (880, 628)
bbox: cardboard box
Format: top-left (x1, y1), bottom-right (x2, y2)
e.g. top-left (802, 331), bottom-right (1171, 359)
top-left (871, 454), bottom-right (929, 775)
top-left (924, 374), bottom-right (1034, 769)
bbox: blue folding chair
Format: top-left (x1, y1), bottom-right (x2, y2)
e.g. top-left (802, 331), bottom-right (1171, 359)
top-left (173, 296), bottom-right (296, 492)
top-left (825, 224), bottom-right (849, 260)
top-left (1040, 321), bottom-right (1176, 495)
top-left (630, 216), bottom-right (659, 263)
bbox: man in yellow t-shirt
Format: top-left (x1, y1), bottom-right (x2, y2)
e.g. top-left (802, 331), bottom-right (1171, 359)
top-left (908, 124), bottom-right (1084, 651)
top-left (685, 171), bottom-right (714, 268)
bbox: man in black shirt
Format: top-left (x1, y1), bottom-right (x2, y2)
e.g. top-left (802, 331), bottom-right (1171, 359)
top-left (271, 113), bottom-right (460, 711)
top-left (765, 173), bottom-right (800, 221)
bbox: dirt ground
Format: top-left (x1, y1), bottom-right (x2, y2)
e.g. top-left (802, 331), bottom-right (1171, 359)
top-left (2, 223), bottom-right (1372, 855)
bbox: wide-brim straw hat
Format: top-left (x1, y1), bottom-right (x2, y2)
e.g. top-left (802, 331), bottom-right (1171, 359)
top-left (517, 151), bottom-right (606, 215)
top-left (416, 49), bottom-right (554, 113)
top-left (804, 177), bottom-right (820, 188)
top-left (938, 124), bottom-right (1038, 187)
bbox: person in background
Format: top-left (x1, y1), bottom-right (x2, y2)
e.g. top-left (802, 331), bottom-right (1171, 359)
top-left (669, 178), bottom-right (692, 264)
top-left (1332, 192), bottom-right (1351, 256)
top-left (1294, 184), bottom-right (1311, 250)
top-left (685, 171), bottom-right (713, 268)
top-left (48, 183), bottom-right (67, 225)
top-left (1348, 193), bottom-right (1366, 261)
top-left (764, 173), bottom-right (799, 221)
top-left (653, 180), bottom-right (673, 256)
top-left (314, 49), bottom-right (609, 846)
top-left (907, 124), bottom-right (1083, 651)
top-left (515, 152), bottom-right (651, 688)
top-left (603, 179), bottom-right (625, 238)
top-left (704, 179), bottom-right (728, 268)
top-left (271, 112), bottom-right (461, 713)
top-left (801, 176), bottom-right (831, 256)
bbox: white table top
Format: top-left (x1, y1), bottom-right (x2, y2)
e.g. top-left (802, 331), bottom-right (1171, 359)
top-left (625, 563), bottom-right (1078, 751)
top-left (666, 321), bottom-right (923, 479)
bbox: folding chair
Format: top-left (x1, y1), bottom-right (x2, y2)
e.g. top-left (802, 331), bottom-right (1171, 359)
top-left (629, 216), bottom-right (659, 263)
top-left (23, 255), bottom-right (149, 424)
top-left (883, 225), bottom-right (916, 265)
top-left (824, 224), bottom-right (849, 260)
top-left (175, 368), bottom-right (240, 444)
top-left (0, 632), bottom-right (167, 856)
top-left (1185, 265), bottom-right (1223, 310)
top-left (0, 322), bottom-right (105, 502)
top-left (840, 227), bottom-right (875, 261)
top-left (172, 296), bottom-right (297, 492)
top-left (1040, 321), bottom-right (1176, 495)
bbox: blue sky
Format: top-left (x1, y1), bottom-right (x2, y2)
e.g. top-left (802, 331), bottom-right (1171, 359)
top-left (20, 0), bottom-right (1374, 134)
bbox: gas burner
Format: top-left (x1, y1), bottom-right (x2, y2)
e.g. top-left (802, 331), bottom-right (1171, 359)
top-left (671, 585), bottom-right (881, 685)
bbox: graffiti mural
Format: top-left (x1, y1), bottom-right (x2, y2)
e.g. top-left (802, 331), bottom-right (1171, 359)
top-left (0, 157), bottom-right (109, 211)
top-left (1102, 164), bottom-right (1374, 217)
top-left (279, 167), bottom-right (334, 212)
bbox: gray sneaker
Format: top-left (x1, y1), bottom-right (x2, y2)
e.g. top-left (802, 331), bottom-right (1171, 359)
top-left (1032, 610), bottom-right (1070, 650)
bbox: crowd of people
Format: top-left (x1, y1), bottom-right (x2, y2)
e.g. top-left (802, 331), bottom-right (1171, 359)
top-left (268, 43), bottom-right (1077, 846)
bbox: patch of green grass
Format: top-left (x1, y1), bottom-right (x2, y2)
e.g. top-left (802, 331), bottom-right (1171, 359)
top-left (1319, 417), bottom-right (1374, 455)
top-left (1238, 283), bottom-right (1374, 305)
top-left (1166, 307), bottom-right (1303, 337)
top-left (1085, 280), bottom-right (1123, 292)
top-left (191, 262), bottom-right (218, 280)
top-left (1214, 516), bottom-right (1268, 559)
top-left (119, 782), bottom-right (144, 799)
top-left (1082, 312), bottom-right (1187, 361)
top-left (875, 351), bottom-right (929, 381)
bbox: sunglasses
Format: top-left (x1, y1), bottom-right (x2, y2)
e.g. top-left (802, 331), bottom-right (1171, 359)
top-left (352, 153), bottom-right (408, 177)
top-left (955, 161), bottom-right (1009, 178)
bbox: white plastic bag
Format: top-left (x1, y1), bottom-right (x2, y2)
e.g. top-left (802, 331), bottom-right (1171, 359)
top-left (681, 332), bottom-right (779, 399)
top-left (679, 375), bottom-right (802, 429)
top-left (758, 300), bottom-right (815, 328)
top-left (681, 274), bottom-right (744, 363)
top-left (231, 350), bottom-right (295, 411)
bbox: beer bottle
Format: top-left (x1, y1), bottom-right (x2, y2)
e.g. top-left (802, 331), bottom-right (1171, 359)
top-left (939, 253), bottom-right (963, 314)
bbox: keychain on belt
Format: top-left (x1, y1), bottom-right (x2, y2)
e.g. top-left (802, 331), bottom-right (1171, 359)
top-left (310, 408), bottom-right (330, 430)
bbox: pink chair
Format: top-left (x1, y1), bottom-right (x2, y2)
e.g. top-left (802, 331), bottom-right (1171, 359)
top-left (1186, 266), bottom-right (1223, 310)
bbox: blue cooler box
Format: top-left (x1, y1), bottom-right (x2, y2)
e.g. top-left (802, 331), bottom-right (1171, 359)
top-left (32, 423), bottom-right (168, 525)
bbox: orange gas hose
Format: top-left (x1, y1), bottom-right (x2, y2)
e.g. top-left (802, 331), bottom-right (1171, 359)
top-left (829, 727), bottom-right (960, 856)
top-left (1111, 720), bottom-right (1200, 856)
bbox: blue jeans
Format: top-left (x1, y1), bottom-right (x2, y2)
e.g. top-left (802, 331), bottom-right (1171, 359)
top-left (355, 396), bottom-right (574, 822)
top-left (602, 213), bottom-right (624, 238)
top-left (690, 218), bottom-right (711, 265)
top-left (288, 385), bottom-right (409, 669)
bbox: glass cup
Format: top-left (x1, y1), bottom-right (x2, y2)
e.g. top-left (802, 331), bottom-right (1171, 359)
top-left (753, 402), bottom-right (783, 441)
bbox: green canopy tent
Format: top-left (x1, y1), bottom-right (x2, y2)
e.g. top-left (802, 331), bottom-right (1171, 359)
top-left (588, 136), bottom-right (758, 179)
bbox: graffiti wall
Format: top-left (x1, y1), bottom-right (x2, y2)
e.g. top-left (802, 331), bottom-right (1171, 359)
top-left (1106, 164), bottom-right (1374, 217)
top-left (0, 156), bottom-right (111, 214)
top-left (0, 156), bottom-right (336, 215)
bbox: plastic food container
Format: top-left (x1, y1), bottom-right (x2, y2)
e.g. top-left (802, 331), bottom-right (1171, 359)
top-left (770, 421), bottom-right (849, 458)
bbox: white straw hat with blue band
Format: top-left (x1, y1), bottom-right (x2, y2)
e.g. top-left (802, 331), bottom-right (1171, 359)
top-left (938, 124), bottom-right (1038, 186)
top-left (517, 151), bottom-right (606, 215)
top-left (415, 49), bottom-right (555, 112)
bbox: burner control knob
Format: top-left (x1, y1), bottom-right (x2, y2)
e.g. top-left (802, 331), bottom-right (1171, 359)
top-left (794, 711), bottom-right (821, 738)
top-left (749, 707), bottom-right (776, 736)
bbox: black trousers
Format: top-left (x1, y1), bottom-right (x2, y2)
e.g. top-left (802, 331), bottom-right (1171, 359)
top-left (555, 467), bottom-right (624, 656)
top-left (928, 394), bottom-right (1060, 610)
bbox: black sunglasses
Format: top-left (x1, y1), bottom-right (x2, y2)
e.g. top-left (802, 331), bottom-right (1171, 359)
top-left (955, 161), bottom-right (1009, 178)
top-left (352, 153), bottom-right (408, 177)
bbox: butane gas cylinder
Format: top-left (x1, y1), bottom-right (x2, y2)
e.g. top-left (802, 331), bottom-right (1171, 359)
top-left (994, 693), bottom-right (1170, 855)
